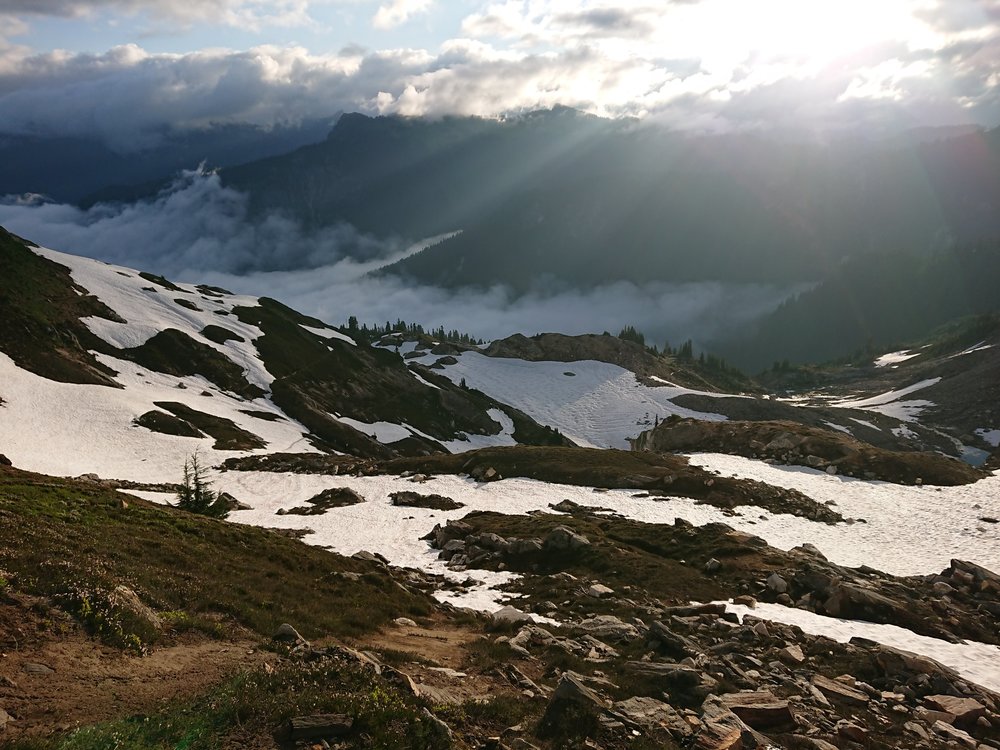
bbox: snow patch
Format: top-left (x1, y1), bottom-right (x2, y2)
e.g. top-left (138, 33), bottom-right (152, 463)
top-left (405, 350), bottom-right (731, 449)
top-left (976, 428), bottom-right (1000, 448)
top-left (874, 350), bottom-right (920, 367)
top-left (301, 324), bottom-right (356, 346)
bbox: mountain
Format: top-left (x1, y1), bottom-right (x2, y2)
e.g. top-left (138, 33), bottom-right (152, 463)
top-left (0, 118), bottom-right (335, 204)
top-left (728, 240), bottom-right (1000, 370)
top-left (3, 227), bottom-right (1000, 750)
top-left (218, 111), bottom-right (1000, 290)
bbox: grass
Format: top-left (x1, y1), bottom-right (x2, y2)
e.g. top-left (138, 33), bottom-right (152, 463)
top-left (5, 657), bottom-right (454, 750)
top-left (0, 467), bottom-right (433, 646)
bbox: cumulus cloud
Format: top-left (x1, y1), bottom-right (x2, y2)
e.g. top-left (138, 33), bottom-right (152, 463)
top-left (0, 0), bottom-right (997, 151)
top-left (0, 171), bottom-right (797, 347)
top-left (372, 0), bottom-right (433, 29)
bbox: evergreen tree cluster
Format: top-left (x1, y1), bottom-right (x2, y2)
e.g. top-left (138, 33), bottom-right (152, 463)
top-left (344, 316), bottom-right (484, 345)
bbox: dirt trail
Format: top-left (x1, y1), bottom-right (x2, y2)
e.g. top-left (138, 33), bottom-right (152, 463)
top-left (0, 593), bottom-right (273, 739)
top-left (354, 616), bottom-right (514, 706)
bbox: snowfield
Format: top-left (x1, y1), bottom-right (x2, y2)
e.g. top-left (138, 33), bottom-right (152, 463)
top-left (36, 246), bottom-right (278, 392)
top-left (0, 350), bottom-right (318, 482)
top-left (400, 349), bottom-right (731, 449)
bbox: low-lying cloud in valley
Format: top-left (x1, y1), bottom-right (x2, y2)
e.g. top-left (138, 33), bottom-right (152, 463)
top-left (0, 171), bottom-right (800, 349)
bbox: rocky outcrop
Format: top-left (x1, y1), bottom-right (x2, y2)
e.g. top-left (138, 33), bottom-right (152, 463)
top-left (632, 417), bottom-right (986, 485)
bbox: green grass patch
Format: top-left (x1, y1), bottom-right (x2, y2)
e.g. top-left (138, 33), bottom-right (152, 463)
top-left (0, 468), bottom-right (433, 643)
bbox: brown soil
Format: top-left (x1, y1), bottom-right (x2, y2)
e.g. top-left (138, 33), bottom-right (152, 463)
top-left (0, 591), bottom-right (274, 740)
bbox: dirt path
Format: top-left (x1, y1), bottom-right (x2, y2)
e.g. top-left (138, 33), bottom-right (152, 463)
top-left (0, 593), bottom-right (273, 740)
top-left (352, 615), bottom-right (515, 706)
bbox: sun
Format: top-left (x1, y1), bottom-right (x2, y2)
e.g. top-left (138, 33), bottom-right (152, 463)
top-left (654, 0), bottom-right (927, 72)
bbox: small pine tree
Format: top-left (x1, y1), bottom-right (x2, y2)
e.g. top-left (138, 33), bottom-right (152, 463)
top-left (176, 452), bottom-right (228, 518)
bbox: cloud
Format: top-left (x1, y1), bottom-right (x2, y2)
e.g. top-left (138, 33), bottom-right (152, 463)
top-left (0, 0), bottom-right (998, 152)
top-left (372, 0), bottom-right (433, 29)
top-left (2, 0), bottom-right (315, 30)
top-left (0, 170), bottom-right (797, 348)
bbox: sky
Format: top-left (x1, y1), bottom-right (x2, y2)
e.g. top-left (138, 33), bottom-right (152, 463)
top-left (0, 0), bottom-right (998, 149)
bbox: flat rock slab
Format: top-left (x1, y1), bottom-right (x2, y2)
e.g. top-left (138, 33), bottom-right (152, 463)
top-left (289, 713), bottom-right (354, 740)
top-left (21, 663), bottom-right (54, 675)
top-left (923, 695), bottom-right (987, 726)
top-left (812, 675), bottom-right (869, 707)
top-left (719, 691), bottom-right (793, 728)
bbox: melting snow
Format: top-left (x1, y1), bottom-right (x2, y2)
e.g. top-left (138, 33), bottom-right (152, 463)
top-left (401, 350), bottom-right (731, 449)
top-left (976, 428), bottom-right (1000, 448)
top-left (833, 378), bottom-right (941, 422)
top-left (301, 324), bottom-right (356, 346)
top-left (874, 350), bottom-right (920, 367)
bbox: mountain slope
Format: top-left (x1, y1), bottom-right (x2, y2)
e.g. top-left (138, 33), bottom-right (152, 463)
top-left (0, 228), bottom-right (565, 480)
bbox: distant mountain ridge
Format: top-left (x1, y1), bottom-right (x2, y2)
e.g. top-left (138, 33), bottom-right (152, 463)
top-left (217, 111), bottom-right (1000, 290)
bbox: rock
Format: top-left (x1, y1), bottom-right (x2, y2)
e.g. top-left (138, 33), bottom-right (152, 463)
top-left (766, 573), bottom-right (788, 594)
top-left (0, 454), bottom-right (11, 467)
top-left (836, 720), bottom-right (869, 743)
top-left (390, 491), bottom-right (463, 510)
top-left (352, 550), bottom-right (389, 565)
top-left (718, 691), bottom-right (793, 728)
top-left (822, 581), bottom-right (908, 622)
top-left (662, 603), bottom-right (727, 617)
top-left (288, 713), bottom-right (354, 741)
top-left (649, 620), bottom-right (702, 657)
top-left (543, 526), bottom-right (591, 551)
top-left (932, 720), bottom-right (978, 748)
top-left (904, 721), bottom-right (930, 739)
top-left (0, 707), bottom-right (11, 730)
top-left (825, 465), bottom-right (837, 475)
top-left (394, 617), bottom-right (417, 628)
top-left (777, 644), bottom-right (805, 666)
top-left (705, 558), bottom-right (722, 573)
top-left (482, 467), bottom-right (498, 481)
top-left (420, 707), bottom-right (454, 741)
top-left (613, 696), bottom-right (692, 737)
top-left (733, 595), bottom-right (756, 608)
top-left (217, 492), bottom-right (251, 511)
top-left (932, 581), bottom-right (956, 596)
top-left (575, 615), bottom-right (639, 642)
top-left (506, 538), bottom-right (544, 556)
top-left (624, 662), bottom-right (703, 696)
top-left (272, 623), bottom-right (306, 644)
top-left (108, 585), bottom-right (163, 633)
top-left (923, 695), bottom-right (987, 727)
top-left (695, 698), bottom-right (746, 750)
top-left (812, 675), bottom-right (868, 707)
top-left (586, 583), bottom-right (615, 598)
top-left (22, 662), bottom-right (54, 674)
top-left (492, 606), bottom-right (535, 626)
top-left (793, 738), bottom-right (839, 750)
top-left (539, 671), bottom-right (609, 734)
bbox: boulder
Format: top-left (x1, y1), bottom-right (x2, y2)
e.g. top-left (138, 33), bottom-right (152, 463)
top-left (575, 615), bottom-right (639, 642)
top-left (695, 698), bottom-right (745, 750)
top-left (586, 583), bottom-right (614, 598)
top-left (539, 671), bottom-right (609, 735)
top-left (287, 713), bottom-right (353, 741)
top-left (811, 675), bottom-right (868, 707)
top-left (108, 585), bottom-right (163, 634)
top-left (544, 526), bottom-right (591, 551)
top-left (273, 623), bottom-right (306, 644)
top-left (718, 691), bottom-right (793, 729)
top-left (613, 696), bottom-right (692, 737)
top-left (777, 644), bottom-right (805, 666)
top-left (766, 573), bottom-right (788, 594)
top-left (923, 695), bottom-right (987, 728)
top-left (492, 605), bottom-right (535, 626)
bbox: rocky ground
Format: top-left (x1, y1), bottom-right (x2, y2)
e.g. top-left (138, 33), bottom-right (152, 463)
top-left (2, 462), bottom-right (1000, 749)
top-left (630, 417), bottom-right (986, 486)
